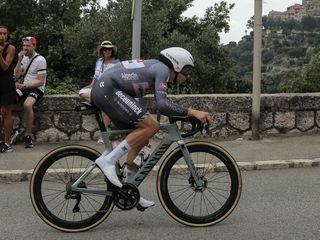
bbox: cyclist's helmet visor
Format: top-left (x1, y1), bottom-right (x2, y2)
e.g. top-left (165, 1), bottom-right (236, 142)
top-left (180, 65), bottom-right (193, 77)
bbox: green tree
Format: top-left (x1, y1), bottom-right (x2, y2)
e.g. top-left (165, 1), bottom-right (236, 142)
top-left (301, 16), bottom-right (317, 32)
top-left (2, 0), bottom-right (245, 94)
top-left (64, 0), bottom-right (244, 93)
top-left (280, 54), bottom-right (320, 92)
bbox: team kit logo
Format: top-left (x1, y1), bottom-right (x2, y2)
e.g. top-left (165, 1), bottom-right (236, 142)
top-left (121, 72), bottom-right (139, 81)
top-left (159, 82), bottom-right (168, 90)
top-left (115, 91), bottom-right (143, 115)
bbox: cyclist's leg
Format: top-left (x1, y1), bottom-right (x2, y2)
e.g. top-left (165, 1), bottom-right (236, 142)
top-left (122, 117), bottom-right (159, 208)
top-left (125, 116), bottom-right (159, 166)
top-left (95, 116), bottom-right (159, 187)
top-left (101, 112), bottom-right (111, 128)
top-left (92, 85), bottom-right (159, 187)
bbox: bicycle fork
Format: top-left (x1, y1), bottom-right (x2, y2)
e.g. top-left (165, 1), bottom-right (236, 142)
top-left (177, 140), bottom-right (205, 187)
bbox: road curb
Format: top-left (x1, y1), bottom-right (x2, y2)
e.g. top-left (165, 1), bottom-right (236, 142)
top-left (1, 158), bottom-right (320, 183)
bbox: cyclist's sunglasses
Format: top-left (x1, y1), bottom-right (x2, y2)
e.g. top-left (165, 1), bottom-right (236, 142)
top-left (180, 65), bottom-right (193, 77)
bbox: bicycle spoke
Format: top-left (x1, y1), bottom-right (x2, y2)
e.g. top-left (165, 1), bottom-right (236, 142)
top-left (57, 198), bottom-right (68, 218)
top-left (202, 190), bottom-right (219, 211)
top-left (64, 198), bottom-right (70, 220)
top-left (170, 186), bottom-right (191, 201)
top-left (44, 190), bottom-right (65, 204)
top-left (206, 187), bottom-right (226, 206)
top-left (159, 142), bottom-right (241, 226)
top-left (42, 189), bottom-right (65, 198)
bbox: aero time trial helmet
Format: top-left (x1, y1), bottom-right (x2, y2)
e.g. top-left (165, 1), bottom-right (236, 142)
top-left (159, 47), bottom-right (194, 76)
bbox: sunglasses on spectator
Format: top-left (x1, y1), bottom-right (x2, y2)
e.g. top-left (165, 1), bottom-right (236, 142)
top-left (102, 48), bottom-right (113, 51)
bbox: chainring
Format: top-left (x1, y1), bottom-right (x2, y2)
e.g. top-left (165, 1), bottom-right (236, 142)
top-left (115, 183), bottom-right (140, 210)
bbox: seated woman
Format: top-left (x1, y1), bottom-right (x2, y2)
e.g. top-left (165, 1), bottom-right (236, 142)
top-left (79, 41), bottom-right (120, 143)
top-left (79, 40), bottom-right (120, 102)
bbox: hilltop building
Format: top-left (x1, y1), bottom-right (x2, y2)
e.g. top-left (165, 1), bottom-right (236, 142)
top-left (268, 0), bottom-right (320, 21)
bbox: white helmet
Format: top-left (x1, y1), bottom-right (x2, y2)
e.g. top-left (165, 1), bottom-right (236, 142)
top-left (159, 47), bottom-right (194, 74)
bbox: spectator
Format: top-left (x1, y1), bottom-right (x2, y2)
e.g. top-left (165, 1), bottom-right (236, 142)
top-left (79, 40), bottom-right (120, 102)
top-left (0, 25), bottom-right (16, 153)
top-left (79, 40), bottom-right (120, 143)
top-left (14, 36), bottom-right (47, 148)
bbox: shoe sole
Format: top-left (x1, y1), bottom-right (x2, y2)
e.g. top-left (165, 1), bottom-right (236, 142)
top-left (0, 148), bottom-right (13, 153)
top-left (2, 150), bottom-right (13, 153)
top-left (136, 204), bottom-right (155, 211)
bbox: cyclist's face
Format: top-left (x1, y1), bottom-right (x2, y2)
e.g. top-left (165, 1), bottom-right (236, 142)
top-left (176, 72), bottom-right (188, 84)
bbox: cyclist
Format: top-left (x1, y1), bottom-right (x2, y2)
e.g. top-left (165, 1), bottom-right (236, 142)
top-left (91, 47), bottom-right (213, 209)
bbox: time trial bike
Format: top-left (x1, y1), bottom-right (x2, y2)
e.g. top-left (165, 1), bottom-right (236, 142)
top-left (30, 103), bottom-right (242, 232)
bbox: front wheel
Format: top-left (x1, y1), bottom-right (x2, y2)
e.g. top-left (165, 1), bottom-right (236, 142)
top-left (157, 141), bottom-right (242, 227)
top-left (30, 145), bottom-right (115, 232)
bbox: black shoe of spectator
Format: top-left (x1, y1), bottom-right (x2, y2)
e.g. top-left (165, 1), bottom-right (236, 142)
top-left (24, 135), bottom-right (33, 148)
top-left (0, 143), bottom-right (12, 153)
top-left (0, 142), bottom-right (5, 152)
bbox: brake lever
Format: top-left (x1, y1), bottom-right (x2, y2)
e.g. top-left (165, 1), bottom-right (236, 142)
top-left (199, 122), bottom-right (211, 134)
top-left (199, 123), bottom-right (204, 134)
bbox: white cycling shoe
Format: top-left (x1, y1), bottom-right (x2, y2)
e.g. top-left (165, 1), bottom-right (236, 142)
top-left (95, 158), bottom-right (123, 188)
top-left (139, 197), bottom-right (155, 208)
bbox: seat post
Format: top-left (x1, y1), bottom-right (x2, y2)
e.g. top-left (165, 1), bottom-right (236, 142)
top-left (93, 106), bottom-right (106, 132)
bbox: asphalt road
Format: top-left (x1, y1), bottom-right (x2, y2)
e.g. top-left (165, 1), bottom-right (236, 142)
top-left (1, 168), bottom-right (320, 240)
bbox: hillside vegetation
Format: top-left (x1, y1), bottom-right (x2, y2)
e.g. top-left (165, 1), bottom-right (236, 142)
top-left (227, 16), bottom-right (320, 93)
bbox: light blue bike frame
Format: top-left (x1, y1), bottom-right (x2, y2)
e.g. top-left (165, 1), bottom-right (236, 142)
top-left (71, 121), bottom-right (204, 195)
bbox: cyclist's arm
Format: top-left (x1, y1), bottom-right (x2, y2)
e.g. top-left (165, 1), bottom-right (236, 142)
top-left (154, 70), bottom-right (188, 117)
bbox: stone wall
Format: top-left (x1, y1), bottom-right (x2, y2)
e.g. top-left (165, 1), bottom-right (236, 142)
top-left (12, 93), bottom-right (320, 142)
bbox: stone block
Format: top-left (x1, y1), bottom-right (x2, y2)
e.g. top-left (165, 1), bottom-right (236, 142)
top-left (274, 112), bottom-right (295, 130)
top-left (296, 111), bottom-right (314, 131)
top-left (82, 114), bottom-right (98, 132)
top-left (211, 112), bottom-right (227, 129)
top-left (70, 131), bottom-right (91, 141)
top-left (0, 170), bottom-right (30, 182)
top-left (54, 112), bottom-right (81, 133)
top-left (254, 160), bottom-right (289, 170)
top-left (228, 112), bottom-right (250, 131)
top-left (38, 112), bottom-right (53, 130)
top-left (212, 126), bottom-right (239, 138)
top-left (237, 162), bottom-right (255, 171)
top-left (316, 111), bottom-right (320, 127)
top-left (289, 159), bottom-right (313, 168)
top-left (36, 128), bottom-right (68, 142)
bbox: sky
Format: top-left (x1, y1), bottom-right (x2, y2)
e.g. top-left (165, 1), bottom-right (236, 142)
top-left (183, 0), bottom-right (301, 44)
top-left (99, 0), bottom-right (300, 44)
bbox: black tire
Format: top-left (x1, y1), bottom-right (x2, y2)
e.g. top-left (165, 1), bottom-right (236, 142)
top-left (157, 141), bottom-right (241, 227)
top-left (30, 145), bottom-right (114, 232)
